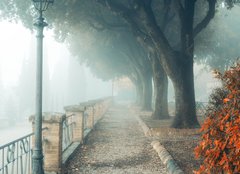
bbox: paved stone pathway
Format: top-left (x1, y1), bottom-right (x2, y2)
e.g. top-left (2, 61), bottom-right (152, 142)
top-left (63, 104), bottom-right (167, 174)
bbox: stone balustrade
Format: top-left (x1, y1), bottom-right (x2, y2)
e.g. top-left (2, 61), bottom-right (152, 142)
top-left (29, 97), bottom-right (112, 174)
top-left (64, 105), bottom-right (85, 143)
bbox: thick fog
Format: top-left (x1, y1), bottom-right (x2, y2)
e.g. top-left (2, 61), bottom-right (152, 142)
top-left (1, 5), bottom-right (240, 143)
top-left (0, 22), bottom-right (111, 143)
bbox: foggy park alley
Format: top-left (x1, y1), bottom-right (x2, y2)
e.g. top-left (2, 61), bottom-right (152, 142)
top-left (1, 1), bottom-right (240, 173)
top-left (63, 104), bottom-right (167, 174)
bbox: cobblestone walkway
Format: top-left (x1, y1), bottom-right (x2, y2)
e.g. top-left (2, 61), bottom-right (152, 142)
top-left (63, 105), bottom-right (167, 174)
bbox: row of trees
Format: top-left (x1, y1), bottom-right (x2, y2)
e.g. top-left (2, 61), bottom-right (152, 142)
top-left (0, 0), bottom-right (239, 128)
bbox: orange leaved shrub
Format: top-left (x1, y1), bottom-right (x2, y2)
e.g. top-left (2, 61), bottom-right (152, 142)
top-left (194, 62), bottom-right (240, 174)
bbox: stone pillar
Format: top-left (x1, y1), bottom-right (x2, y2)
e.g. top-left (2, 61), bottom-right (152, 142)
top-left (92, 104), bottom-right (97, 125)
top-left (85, 105), bottom-right (94, 129)
top-left (80, 102), bottom-right (96, 129)
top-left (98, 102), bottom-right (102, 120)
top-left (64, 105), bottom-right (85, 143)
top-left (94, 103), bottom-right (100, 122)
top-left (99, 102), bottom-right (103, 118)
top-left (30, 112), bottom-right (65, 174)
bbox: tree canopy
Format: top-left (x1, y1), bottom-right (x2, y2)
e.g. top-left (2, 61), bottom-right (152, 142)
top-left (1, 0), bottom-right (239, 128)
top-left (195, 6), bottom-right (240, 71)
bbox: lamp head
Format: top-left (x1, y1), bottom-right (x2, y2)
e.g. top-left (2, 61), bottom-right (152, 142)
top-left (32, 0), bottom-right (54, 12)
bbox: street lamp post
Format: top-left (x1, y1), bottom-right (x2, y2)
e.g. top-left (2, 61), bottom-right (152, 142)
top-left (32, 0), bottom-right (53, 174)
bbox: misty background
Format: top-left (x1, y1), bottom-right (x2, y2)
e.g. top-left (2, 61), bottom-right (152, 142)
top-left (1, 4), bottom-right (240, 143)
top-left (0, 21), bottom-right (215, 119)
top-left (0, 22), bottom-right (112, 134)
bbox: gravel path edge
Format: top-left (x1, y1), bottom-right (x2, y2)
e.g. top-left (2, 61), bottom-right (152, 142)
top-left (134, 113), bottom-right (152, 136)
top-left (151, 141), bottom-right (185, 174)
top-left (134, 113), bottom-right (185, 174)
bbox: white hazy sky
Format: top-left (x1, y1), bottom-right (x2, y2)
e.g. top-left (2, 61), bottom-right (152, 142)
top-left (0, 21), bottom-right (31, 86)
top-left (0, 21), bottom-right (63, 87)
top-left (0, 21), bottom-right (112, 99)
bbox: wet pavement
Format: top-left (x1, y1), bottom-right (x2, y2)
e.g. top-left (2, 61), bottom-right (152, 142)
top-left (63, 104), bottom-right (167, 174)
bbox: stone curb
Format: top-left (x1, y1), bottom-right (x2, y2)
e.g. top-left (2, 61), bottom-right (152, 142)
top-left (134, 113), bottom-right (152, 136)
top-left (133, 111), bottom-right (185, 174)
top-left (151, 141), bottom-right (184, 174)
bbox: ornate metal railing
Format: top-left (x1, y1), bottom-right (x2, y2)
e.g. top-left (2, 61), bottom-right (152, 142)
top-left (0, 127), bottom-right (48, 174)
top-left (62, 115), bottom-right (75, 152)
top-left (0, 133), bottom-right (33, 174)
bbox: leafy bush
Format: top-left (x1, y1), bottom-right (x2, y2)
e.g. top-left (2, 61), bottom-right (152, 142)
top-left (205, 87), bottom-right (228, 115)
top-left (194, 62), bottom-right (240, 174)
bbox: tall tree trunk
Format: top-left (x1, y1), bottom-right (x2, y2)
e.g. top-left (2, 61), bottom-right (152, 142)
top-left (170, 1), bottom-right (199, 128)
top-left (171, 55), bottom-right (199, 128)
top-left (147, 29), bottom-right (200, 128)
top-left (97, 0), bottom-right (215, 129)
top-left (141, 72), bottom-right (152, 111)
top-left (136, 81), bottom-right (144, 106)
top-left (138, 4), bottom-right (199, 128)
top-left (151, 55), bottom-right (169, 119)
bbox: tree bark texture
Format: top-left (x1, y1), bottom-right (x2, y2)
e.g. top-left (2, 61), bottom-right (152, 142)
top-left (141, 71), bottom-right (152, 111)
top-left (171, 54), bottom-right (199, 128)
top-left (137, 2), bottom-right (200, 128)
top-left (151, 55), bottom-right (169, 119)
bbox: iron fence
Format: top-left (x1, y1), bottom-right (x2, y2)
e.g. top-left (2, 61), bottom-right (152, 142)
top-left (62, 115), bottom-right (75, 152)
top-left (0, 127), bottom-right (48, 174)
top-left (0, 133), bottom-right (33, 174)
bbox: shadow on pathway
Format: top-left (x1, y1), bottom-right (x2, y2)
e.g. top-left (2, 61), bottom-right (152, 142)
top-left (63, 104), bottom-right (167, 174)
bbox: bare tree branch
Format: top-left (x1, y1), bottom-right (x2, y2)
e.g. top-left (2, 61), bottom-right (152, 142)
top-left (173, 0), bottom-right (185, 23)
top-left (143, 0), bottom-right (152, 6)
top-left (95, 15), bottom-right (127, 30)
top-left (193, 0), bottom-right (216, 38)
top-left (161, 0), bottom-right (175, 32)
top-left (96, 0), bottom-right (132, 19)
top-left (88, 20), bottom-right (105, 31)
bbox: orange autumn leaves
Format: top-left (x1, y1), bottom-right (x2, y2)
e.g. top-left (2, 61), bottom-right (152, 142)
top-left (194, 62), bottom-right (240, 174)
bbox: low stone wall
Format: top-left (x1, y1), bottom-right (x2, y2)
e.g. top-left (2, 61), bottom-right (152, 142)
top-left (29, 97), bottom-right (112, 174)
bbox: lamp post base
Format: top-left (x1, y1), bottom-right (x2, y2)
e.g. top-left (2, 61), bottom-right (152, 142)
top-left (32, 149), bottom-right (44, 174)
